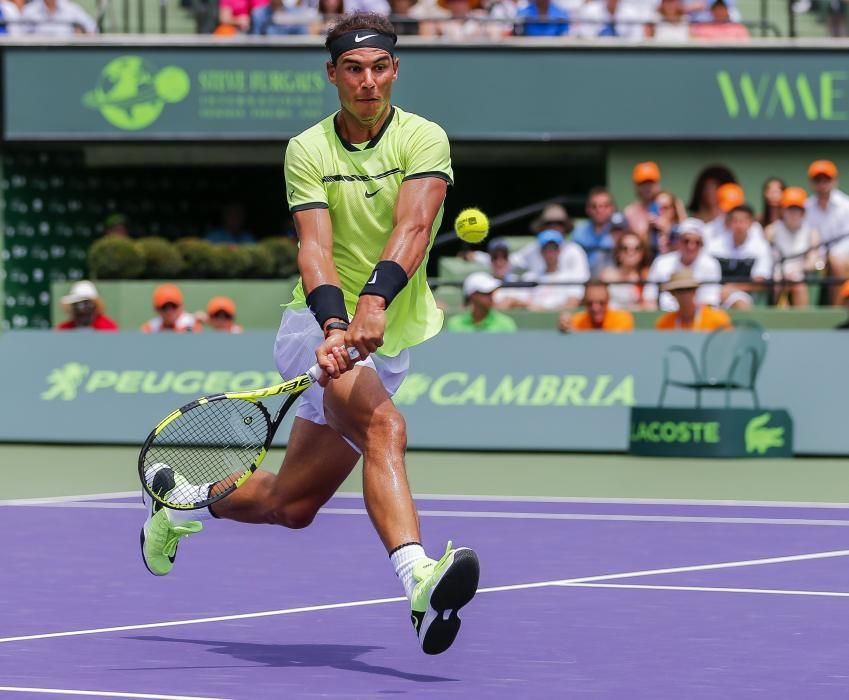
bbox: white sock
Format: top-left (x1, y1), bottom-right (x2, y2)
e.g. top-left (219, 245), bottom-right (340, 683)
top-left (168, 503), bottom-right (215, 523)
top-left (390, 542), bottom-right (427, 599)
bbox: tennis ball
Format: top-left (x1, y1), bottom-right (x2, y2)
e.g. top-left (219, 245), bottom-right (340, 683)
top-left (455, 207), bottom-right (489, 244)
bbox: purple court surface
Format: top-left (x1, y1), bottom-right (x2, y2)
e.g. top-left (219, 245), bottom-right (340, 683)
top-left (3, 494), bottom-right (849, 699)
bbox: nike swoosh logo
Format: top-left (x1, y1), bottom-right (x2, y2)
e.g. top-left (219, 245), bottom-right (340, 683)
top-left (355, 33), bottom-right (377, 42)
top-left (368, 271), bottom-right (378, 284)
top-left (365, 188), bottom-right (382, 198)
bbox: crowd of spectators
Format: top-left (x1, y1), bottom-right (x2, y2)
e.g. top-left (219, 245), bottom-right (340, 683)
top-left (56, 280), bottom-right (244, 333)
top-left (211, 0), bottom-right (753, 40)
top-left (447, 158), bottom-right (849, 332)
top-left (0, 0), bottom-right (98, 35)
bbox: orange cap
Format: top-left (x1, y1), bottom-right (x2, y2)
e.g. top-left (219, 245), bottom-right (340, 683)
top-left (840, 280), bottom-right (849, 301)
top-left (207, 296), bottom-right (236, 317)
top-left (781, 186), bottom-right (808, 209)
top-left (632, 161), bottom-right (661, 184)
top-left (808, 160), bottom-right (838, 179)
top-left (153, 283), bottom-right (183, 309)
top-left (717, 183), bottom-right (745, 213)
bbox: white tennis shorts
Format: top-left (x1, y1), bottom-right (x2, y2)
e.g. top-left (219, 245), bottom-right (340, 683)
top-left (273, 308), bottom-right (410, 452)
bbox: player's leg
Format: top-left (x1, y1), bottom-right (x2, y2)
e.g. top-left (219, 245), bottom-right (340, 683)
top-left (208, 416), bottom-right (359, 526)
top-left (323, 363), bottom-right (480, 655)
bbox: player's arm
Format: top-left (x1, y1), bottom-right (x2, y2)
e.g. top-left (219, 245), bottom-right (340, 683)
top-left (293, 207), bottom-right (352, 381)
top-left (346, 176), bottom-right (448, 359)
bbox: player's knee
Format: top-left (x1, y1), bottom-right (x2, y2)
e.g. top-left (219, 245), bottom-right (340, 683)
top-left (368, 408), bottom-right (407, 448)
top-left (269, 501), bottom-right (317, 529)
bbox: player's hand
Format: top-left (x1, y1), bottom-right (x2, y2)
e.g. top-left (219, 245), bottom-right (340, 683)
top-left (347, 295), bottom-right (386, 361)
top-left (315, 329), bottom-right (353, 386)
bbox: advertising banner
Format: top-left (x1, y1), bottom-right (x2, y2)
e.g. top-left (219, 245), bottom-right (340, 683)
top-left (629, 408), bottom-right (794, 458)
top-left (7, 45), bottom-right (849, 141)
top-left (0, 330), bottom-right (846, 454)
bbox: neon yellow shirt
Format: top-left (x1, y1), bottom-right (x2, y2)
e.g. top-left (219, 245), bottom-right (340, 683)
top-left (284, 106), bottom-right (453, 357)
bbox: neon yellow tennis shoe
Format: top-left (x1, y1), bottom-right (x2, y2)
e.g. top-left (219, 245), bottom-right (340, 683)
top-left (410, 541), bottom-right (480, 655)
top-left (140, 465), bottom-right (203, 577)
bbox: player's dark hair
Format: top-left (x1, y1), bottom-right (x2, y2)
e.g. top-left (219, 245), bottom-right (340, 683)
top-left (325, 12), bottom-right (398, 52)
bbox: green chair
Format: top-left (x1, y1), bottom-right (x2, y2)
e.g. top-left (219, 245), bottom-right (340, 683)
top-left (658, 321), bottom-right (768, 408)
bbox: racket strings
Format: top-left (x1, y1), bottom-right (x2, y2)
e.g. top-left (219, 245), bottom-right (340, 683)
top-left (143, 399), bottom-right (270, 506)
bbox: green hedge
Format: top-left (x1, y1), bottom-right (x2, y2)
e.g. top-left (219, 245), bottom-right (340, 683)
top-left (87, 236), bottom-right (298, 280)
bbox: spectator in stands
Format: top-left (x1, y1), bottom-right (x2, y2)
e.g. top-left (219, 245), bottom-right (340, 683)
top-left (650, 189), bottom-right (685, 256)
top-left (645, 217), bottom-right (722, 310)
top-left (422, 0), bottom-right (491, 38)
top-left (205, 202), bottom-right (255, 244)
top-left (759, 176), bottom-right (785, 228)
top-left (703, 182), bottom-right (764, 245)
top-left (765, 186), bottom-right (822, 308)
top-left (689, 0), bottom-right (749, 40)
top-left (805, 159), bottom-right (849, 303)
top-left (345, 0), bottom-right (389, 15)
top-left (103, 213), bottom-right (130, 238)
top-left (572, 187), bottom-right (616, 276)
top-left (624, 161), bottom-right (662, 243)
top-left (484, 0), bottom-right (518, 36)
top-left (487, 238), bottom-right (529, 309)
top-left (825, 0), bottom-right (848, 37)
top-left (577, 0), bottom-right (648, 38)
top-left (655, 269), bottom-right (733, 330)
top-left (21, 0), bottom-right (97, 34)
top-left (531, 203), bottom-right (572, 237)
top-left (515, 0), bottom-right (570, 36)
top-left (252, 0), bottom-right (315, 34)
top-left (558, 280), bottom-right (635, 333)
top-left (218, 0), bottom-right (266, 33)
top-left (56, 280), bottom-right (118, 332)
top-left (707, 204), bottom-right (773, 309)
top-left (195, 296), bottom-right (244, 333)
top-left (389, 0), bottom-right (420, 34)
top-left (600, 231), bottom-right (650, 310)
top-left (836, 281), bottom-right (849, 329)
top-left (312, 0), bottom-right (346, 33)
top-left (142, 284), bottom-right (201, 333)
top-left (521, 229), bottom-right (589, 310)
top-left (649, 0), bottom-right (689, 40)
top-left (609, 211), bottom-right (629, 245)
top-left (0, 1), bottom-right (22, 35)
top-left (446, 272), bottom-right (518, 332)
top-left (687, 164), bottom-right (737, 222)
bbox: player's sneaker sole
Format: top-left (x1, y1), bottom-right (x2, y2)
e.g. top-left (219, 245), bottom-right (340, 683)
top-left (414, 547), bottom-right (480, 655)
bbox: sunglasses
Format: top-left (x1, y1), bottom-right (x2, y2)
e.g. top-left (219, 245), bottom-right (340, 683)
top-left (620, 244), bottom-right (642, 253)
top-left (680, 237), bottom-right (702, 247)
top-left (157, 302), bottom-right (178, 312)
top-left (211, 310), bottom-right (234, 320)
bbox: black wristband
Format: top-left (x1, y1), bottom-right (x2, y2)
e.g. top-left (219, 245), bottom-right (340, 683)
top-left (359, 260), bottom-right (408, 307)
top-left (306, 284), bottom-right (349, 329)
top-left (324, 321), bottom-right (349, 336)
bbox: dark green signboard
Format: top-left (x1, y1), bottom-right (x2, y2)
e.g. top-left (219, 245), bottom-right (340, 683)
top-left (629, 407), bottom-right (794, 458)
top-left (6, 45), bottom-right (849, 140)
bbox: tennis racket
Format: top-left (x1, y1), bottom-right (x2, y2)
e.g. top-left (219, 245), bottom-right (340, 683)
top-left (138, 348), bottom-right (360, 510)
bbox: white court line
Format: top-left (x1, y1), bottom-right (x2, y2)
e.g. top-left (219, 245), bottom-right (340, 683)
top-left (0, 491), bottom-right (137, 506)
top-left (13, 500), bottom-right (849, 527)
top-left (3, 491), bottom-right (849, 509)
top-left (0, 688), bottom-right (231, 700)
top-left (560, 583), bottom-right (849, 598)
top-left (3, 548), bottom-right (849, 646)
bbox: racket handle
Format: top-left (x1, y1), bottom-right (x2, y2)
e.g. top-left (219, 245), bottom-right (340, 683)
top-left (306, 347), bottom-right (362, 384)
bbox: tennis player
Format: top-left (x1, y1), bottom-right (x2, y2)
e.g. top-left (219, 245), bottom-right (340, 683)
top-left (140, 12), bottom-right (480, 655)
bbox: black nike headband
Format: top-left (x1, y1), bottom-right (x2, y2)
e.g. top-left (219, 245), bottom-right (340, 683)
top-left (328, 30), bottom-right (396, 63)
